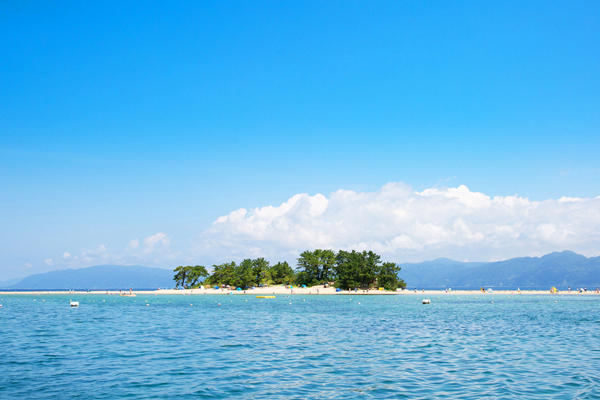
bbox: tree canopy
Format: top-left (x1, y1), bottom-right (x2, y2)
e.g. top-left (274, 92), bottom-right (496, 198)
top-left (173, 265), bottom-right (208, 288)
top-left (174, 250), bottom-right (406, 290)
top-left (295, 249), bottom-right (336, 286)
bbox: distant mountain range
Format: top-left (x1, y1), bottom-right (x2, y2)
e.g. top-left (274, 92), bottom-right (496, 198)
top-left (2, 251), bottom-right (599, 290)
top-left (0, 277), bottom-right (23, 288)
top-left (399, 251), bottom-right (600, 289)
top-left (4, 265), bottom-right (174, 290)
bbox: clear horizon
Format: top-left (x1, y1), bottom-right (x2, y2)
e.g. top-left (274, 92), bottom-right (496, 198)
top-left (1, 1), bottom-right (599, 280)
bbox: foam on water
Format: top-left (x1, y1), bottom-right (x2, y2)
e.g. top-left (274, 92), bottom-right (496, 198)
top-left (1, 294), bottom-right (600, 399)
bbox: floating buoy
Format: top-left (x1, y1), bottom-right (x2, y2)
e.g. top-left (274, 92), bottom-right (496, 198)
top-left (70, 302), bottom-right (79, 307)
top-left (491, 301), bottom-right (494, 304)
top-left (146, 304), bottom-right (149, 306)
top-left (555, 301), bottom-right (557, 303)
top-left (422, 299), bottom-right (431, 304)
top-left (217, 303), bottom-right (220, 306)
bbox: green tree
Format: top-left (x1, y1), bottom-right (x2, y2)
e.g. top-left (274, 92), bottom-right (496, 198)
top-left (378, 262), bottom-right (406, 291)
top-left (270, 261), bottom-right (295, 284)
top-left (335, 250), bottom-right (380, 290)
top-left (296, 249), bottom-right (336, 286)
top-left (186, 265), bottom-right (209, 288)
top-left (173, 265), bottom-right (193, 288)
top-left (206, 262), bottom-right (237, 286)
top-left (252, 258), bottom-right (271, 285)
top-left (235, 259), bottom-right (256, 288)
top-left (183, 250), bottom-right (405, 291)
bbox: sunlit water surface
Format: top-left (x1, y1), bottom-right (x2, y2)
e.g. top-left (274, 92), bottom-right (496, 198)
top-left (1, 294), bottom-right (600, 399)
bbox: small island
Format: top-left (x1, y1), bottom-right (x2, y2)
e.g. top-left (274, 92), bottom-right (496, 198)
top-left (173, 249), bottom-right (406, 292)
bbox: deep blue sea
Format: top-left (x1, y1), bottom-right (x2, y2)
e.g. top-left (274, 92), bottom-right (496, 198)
top-left (2, 294), bottom-right (600, 399)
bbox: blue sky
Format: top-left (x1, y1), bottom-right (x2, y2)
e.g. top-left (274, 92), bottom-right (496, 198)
top-left (1, 1), bottom-right (599, 280)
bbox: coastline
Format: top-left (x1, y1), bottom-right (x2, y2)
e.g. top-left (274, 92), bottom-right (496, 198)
top-left (2, 286), bottom-right (598, 296)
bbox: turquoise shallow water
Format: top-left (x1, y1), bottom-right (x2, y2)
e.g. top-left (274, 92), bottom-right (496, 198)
top-left (1, 294), bottom-right (600, 399)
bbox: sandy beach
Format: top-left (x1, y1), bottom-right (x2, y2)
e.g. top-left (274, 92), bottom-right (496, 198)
top-left (2, 286), bottom-right (599, 296)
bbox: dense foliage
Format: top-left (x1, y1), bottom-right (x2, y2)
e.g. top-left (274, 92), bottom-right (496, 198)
top-left (296, 249), bottom-right (406, 291)
top-left (295, 249), bottom-right (336, 286)
top-left (173, 265), bottom-right (208, 288)
top-left (200, 258), bottom-right (295, 288)
top-left (173, 250), bottom-right (406, 290)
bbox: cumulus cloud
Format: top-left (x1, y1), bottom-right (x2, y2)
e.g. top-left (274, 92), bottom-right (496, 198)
top-left (195, 182), bottom-right (600, 262)
top-left (52, 233), bottom-right (181, 273)
top-left (128, 233), bottom-right (171, 255)
top-left (80, 245), bottom-right (110, 264)
top-left (127, 239), bottom-right (139, 251)
top-left (124, 232), bottom-right (182, 262)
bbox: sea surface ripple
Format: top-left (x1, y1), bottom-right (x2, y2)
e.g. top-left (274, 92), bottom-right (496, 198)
top-left (1, 294), bottom-right (600, 399)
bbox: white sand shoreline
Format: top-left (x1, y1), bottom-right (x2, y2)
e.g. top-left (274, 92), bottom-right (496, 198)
top-left (2, 286), bottom-right (599, 296)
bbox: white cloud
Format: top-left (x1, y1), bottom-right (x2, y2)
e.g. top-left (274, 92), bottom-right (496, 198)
top-left (44, 259), bottom-right (53, 266)
top-left (127, 239), bottom-right (140, 250)
top-left (53, 233), bottom-right (179, 272)
top-left (195, 182), bottom-right (600, 262)
top-left (25, 263), bottom-right (33, 268)
top-left (123, 232), bottom-right (177, 262)
top-left (140, 233), bottom-right (169, 254)
top-left (145, 232), bottom-right (167, 246)
top-left (80, 245), bottom-right (110, 264)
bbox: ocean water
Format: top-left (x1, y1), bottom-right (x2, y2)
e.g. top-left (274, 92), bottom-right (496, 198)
top-left (1, 294), bottom-right (600, 399)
